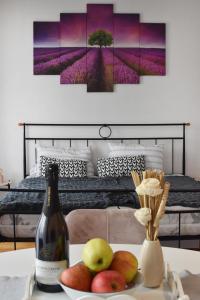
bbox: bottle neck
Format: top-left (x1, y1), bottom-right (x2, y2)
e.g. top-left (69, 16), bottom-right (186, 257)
top-left (43, 177), bottom-right (60, 216)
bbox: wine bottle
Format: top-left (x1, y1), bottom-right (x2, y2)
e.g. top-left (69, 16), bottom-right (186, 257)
top-left (35, 163), bottom-right (69, 293)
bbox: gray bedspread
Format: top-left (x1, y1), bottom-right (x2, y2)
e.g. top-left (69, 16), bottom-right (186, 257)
top-left (166, 175), bottom-right (200, 207)
top-left (0, 176), bottom-right (138, 214)
top-left (0, 176), bottom-right (200, 215)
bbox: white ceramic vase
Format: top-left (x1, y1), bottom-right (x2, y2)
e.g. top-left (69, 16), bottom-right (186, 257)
top-left (140, 239), bottom-right (164, 288)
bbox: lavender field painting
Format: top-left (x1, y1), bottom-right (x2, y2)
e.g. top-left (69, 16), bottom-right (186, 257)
top-left (33, 4), bottom-right (166, 92)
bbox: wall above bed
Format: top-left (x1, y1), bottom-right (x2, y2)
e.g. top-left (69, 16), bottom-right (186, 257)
top-left (0, 0), bottom-right (200, 183)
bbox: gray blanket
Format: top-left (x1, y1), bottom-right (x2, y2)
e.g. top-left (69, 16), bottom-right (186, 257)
top-left (0, 176), bottom-right (138, 214)
top-left (0, 176), bottom-right (200, 215)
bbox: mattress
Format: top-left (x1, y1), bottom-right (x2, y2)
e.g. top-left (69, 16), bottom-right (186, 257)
top-left (0, 207), bottom-right (200, 238)
top-left (159, 206), bottom-right (200, 236)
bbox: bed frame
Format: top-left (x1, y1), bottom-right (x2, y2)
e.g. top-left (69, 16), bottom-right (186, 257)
top-left (1, 122), bottom-right (200, 250)
top-left (20, 122), bottom-right (189, 178)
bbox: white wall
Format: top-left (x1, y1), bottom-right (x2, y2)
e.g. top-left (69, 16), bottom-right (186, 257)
top-left (0, 0), bottom-right (200, 183)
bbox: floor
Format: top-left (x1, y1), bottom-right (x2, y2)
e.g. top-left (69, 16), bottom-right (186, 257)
top-left (0, 242), bottom-right (35, 252)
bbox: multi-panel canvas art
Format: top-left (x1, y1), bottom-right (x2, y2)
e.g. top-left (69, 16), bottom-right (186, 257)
top-left (33, 4), bottom-right (166, 92)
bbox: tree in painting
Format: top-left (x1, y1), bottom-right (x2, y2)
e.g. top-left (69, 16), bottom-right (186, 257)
top-left (88, 30), bottom-right (113, 48)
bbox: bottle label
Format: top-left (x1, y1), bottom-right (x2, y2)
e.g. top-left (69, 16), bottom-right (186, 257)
top-left (35, 258), bottom-right (68, 285)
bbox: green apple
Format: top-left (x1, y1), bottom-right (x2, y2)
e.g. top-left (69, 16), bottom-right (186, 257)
top-left (82, 238), bottom-right (113, 272)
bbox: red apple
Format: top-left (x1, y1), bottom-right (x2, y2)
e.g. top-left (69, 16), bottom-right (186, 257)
top-left (109, 251), bottom-right (138, 283)
top-left (91, 270), bottom-right (126, 293)
top-left (60, 263), bottom-right (92, 292)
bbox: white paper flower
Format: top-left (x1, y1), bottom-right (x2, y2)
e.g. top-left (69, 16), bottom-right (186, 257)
top-left (136, 178), bottom-right (163, 197)
top-left (134, 208), bottom-right (152, 226)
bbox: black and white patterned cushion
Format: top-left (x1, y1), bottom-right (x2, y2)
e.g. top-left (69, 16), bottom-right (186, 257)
top-left (97, 155), bottom-right (145, 177)
top-left (40, 156), bottom-right (87, 178)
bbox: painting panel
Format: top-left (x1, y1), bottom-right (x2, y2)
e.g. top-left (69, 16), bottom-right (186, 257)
top-left (87, 4), bottom-right (114, 92)
top-left (114, 14), bottom-right (140, 84)
top-left (33, 22), bottom-right (61, 75)
top-left (60, 13), bottom-right (87, 84)
top-left (140, 23), bottom-right (166, 75)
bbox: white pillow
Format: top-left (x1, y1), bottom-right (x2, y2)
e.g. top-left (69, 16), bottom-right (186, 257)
top-left (35, 146), bottom-right (94, 177)
top-left (29, 164), bottom-right (39, 177)
top-left (108, 143), bottom-right (164, 171)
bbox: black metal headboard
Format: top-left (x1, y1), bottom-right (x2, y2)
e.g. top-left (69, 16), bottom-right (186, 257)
top-left (18, 122), bottom-right (190, 178)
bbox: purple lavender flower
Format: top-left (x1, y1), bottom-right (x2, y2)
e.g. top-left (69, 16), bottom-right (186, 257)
top-left (114, 54), bottom-right (139, 84)
top-left (34, 48), bottom-right (87, 75)
top-left (115, 48), bottom-right (165, 76)
top-left (140, 58), bottom-right (165, 75)
top-left (34, 48), bottom-right (78, 65)
top-left (60, 51), bottom-right (88, 84)
top-left (115, 48), bottom-right (140, 73)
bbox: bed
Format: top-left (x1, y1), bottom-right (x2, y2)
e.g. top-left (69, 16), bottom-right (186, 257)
top-left (0, 122), bottom-right (200, 249)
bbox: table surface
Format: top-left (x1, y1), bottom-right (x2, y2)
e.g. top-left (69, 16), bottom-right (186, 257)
top-left (0, 244), bottom-right (200, 299)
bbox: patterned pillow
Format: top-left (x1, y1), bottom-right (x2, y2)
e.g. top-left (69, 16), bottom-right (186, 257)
top-left (97, 155), bottom-right (145, 177)
top-left (36, 145), bottom-right (94, 177)
top-left (40, 156), bottom-right (87, 178)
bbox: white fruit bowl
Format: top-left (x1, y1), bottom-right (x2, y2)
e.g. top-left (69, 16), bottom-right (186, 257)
top-left (58, 279), bottom-right (137, 300)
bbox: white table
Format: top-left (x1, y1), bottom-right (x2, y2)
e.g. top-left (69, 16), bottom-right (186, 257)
top-left (0, 244), bottom-right (200, 299)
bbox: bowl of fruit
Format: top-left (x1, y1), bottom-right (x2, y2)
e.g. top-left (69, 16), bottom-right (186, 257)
top-left (59, 238), bottom-right (138, 299)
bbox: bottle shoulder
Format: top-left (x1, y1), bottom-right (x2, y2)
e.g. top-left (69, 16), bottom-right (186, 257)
top-left (36, 212), bottom-right (69, 236)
